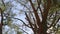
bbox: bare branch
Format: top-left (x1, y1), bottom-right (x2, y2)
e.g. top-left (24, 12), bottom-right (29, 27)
top-left (53, 17), bottom-right (60, 27)
top-left (16, 0), bottom-right (36, 24)
top-left (19, 28), bottom-right (29, 34)
top-left (12, 17), bottom-right (31, 28)
top-left (17, 0), bottom-right (36, 22)
top-left (2, 0), bottom-right (5, 6)
top-left (25, 12), bottom-right (34, 29)
top-left (16, 0), bottom-right (31, 11)
top-left (48, 15), bottom-right (56, 28)
top-left (29, 0), bottom-right (36, 11)
top-left (48, 12), bottom-right (60, 29)
top-left (42, 0), bottom-right (51, 23)
top-left (29, 0), bottom-right (41, 28)
top-left (37, 0), bottom-right (43, 17)
top-left (3, 13), bottom-right (31, 28)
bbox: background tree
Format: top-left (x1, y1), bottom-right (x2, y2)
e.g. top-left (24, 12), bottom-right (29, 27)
top-left (0, 0), bottom-right (23, 34)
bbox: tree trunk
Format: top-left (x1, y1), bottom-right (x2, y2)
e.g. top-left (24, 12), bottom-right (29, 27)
top-left (37, 23), bottom-right (47, 34)
top-left (0, 24), bottom-right (2, 34)
top-left (0, 8), bottom-right (3, 34)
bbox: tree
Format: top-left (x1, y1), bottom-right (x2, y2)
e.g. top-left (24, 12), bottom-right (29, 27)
top-left (0, 0), bottom-right (60, 34)
top-left (15, 0), bottom-right (60, 34)
top-left (0, 0), bottom-right (5, 34)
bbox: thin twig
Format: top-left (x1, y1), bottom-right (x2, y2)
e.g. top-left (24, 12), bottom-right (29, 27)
top-left (19, 28), bottom-right (29, 34)
top-left (3, 13), bottom-right (31, 28)
top-left (25, 12), bottom-right (34, 30)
